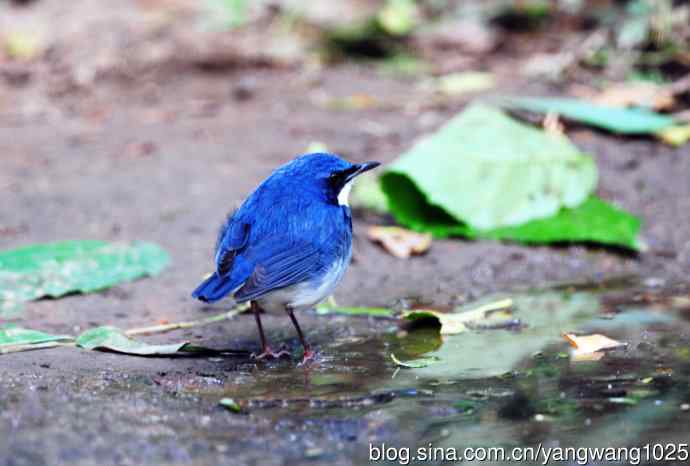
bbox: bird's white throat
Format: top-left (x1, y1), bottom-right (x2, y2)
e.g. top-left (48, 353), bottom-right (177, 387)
top-left (337, 180), bottom-right (353, 206)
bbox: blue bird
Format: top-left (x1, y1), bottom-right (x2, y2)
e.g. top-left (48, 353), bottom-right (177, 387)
top-left (192, 153), bottom-right (380, 363)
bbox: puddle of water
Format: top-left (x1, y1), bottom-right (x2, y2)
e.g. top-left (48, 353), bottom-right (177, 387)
top-left (207, 280), bottom-right (690, 463)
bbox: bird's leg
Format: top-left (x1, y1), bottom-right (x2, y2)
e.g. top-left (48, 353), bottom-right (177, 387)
top-left (286, 306), bottom-right (315, 364)
top-left (251, 301), bottom-right (289, 360)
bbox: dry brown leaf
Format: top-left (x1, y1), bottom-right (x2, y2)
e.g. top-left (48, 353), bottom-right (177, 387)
top-left (368, 226), bottom-right (431, 259)
top-left (563, 333), bottom-right (626, 360)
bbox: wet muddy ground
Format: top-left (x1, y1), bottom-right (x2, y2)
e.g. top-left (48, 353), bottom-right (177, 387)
top-left (1, 7), bottom-right (690, 461)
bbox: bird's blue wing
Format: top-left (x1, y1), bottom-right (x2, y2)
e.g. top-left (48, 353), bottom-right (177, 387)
top-left (215, 221), bottom-right (250, 276)
top-left (233, 240), bottom-right (322, 302)
top-left (191, 217), bottom-right (252, 303)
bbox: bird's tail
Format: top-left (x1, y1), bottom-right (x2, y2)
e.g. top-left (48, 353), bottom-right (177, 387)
top-left (192, 273), bottom-right (238, 303)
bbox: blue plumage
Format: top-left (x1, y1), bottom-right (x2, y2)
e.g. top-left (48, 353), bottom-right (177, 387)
top-left (192, 153), bottom-right (379, 362)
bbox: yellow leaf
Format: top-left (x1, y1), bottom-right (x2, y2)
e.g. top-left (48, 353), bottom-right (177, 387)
top-left (656, 125), bottom-right (690, 147)
top-left (435, 72), bottom-right (495, 96)
top-left (4, 32), bottom-right (42, 61)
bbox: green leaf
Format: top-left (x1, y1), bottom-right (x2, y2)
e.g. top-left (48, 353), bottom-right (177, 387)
top-left (506, 97), bottom-right (676, 134)
top-left (0, 240), bottom-right (170, 315)
top-left (381, 104), bottom-right (598, 231)
top-left (219, 398), bottom-right (242, 413)
top-left (76, 326), bottom-right (199, 356)
top-left (453, 399), bottom-right (478, 414)
top-left (377, 105), bottom-right (643, 249)
top-left (0, 324), bottom-right (72, 347)
top-left (382, 178), bottom-right (643, 249)
top-left (377, 0), bottom-right (418, 36)
top-left (474, 197), bottom-right (644, 250)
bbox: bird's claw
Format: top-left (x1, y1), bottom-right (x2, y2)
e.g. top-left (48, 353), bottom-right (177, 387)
top-left (297, 348), bottom-right (317, 366)
top-left (251, 345), bottom-right (291, 360)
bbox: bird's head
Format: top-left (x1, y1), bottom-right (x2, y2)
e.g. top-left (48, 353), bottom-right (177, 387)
top-left (282, 153), bottom-right (380, 207)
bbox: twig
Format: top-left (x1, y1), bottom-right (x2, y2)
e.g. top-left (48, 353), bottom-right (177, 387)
top-left (125, 303), bottom-right (249, 337)
top-left (464, 298), bottom-right (513, 315)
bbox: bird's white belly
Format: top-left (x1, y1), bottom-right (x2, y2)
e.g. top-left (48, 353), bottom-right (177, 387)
top-left (255, 259), bottom-right (348, 314)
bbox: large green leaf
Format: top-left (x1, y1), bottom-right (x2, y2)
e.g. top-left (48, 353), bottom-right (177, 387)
top-left (0, 240), bottom-right (170, 315)
top-left (378, 104), bottom-right (642, 249)
top-left (381, 176), bottom-right (642, 249)
top-left (381, 104), bottom-right (598, 230)
top-left (506, 97), bottom-right (676, 134)
top-left (76, 326), bottom-right (206, 356)
top-left (0, 324), bottom-right (72, 347)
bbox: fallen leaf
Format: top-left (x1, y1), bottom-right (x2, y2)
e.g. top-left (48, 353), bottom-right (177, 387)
top-left (76, 326), bottom-right (212, 356)
top-left (383, 104), bottom-right (597, 230)
top-left (432, 72), bottom-right (495, 96)
top-left (0, 240), bottom-right (170, 316)
top-left (0, 324), bottom-right (73, 353)
top-left (377, 0), bottom-right (418, 36)
top-left (404, 298), bottom-right (514, 335)
top-left (367, 226), bottom-right (431, 259)
top-left (219, 397), bottom-right (242, 413)
top-left (506, 97), bottom-right (676, 134)
top-left (563, 333), bottom-right (626, 361)
top-left (379, 104), bottom-right (643, 249)
top-left (656, 125), bottom-right (690, 147)
top-left (3, 31), bottom-right (42, 61)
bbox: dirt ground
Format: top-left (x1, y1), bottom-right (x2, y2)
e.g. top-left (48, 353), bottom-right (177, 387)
top-left (1, 2), bottom-right (690, 466)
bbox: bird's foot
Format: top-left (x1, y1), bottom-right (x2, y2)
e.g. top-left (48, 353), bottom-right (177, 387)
top-left (251, 344), bottom-right (290, 360)
top-left (298, 348), bottom-right (317, 366)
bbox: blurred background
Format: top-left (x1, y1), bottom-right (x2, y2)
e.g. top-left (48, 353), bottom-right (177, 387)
top-left (2, 0), bottom-right (689, 297)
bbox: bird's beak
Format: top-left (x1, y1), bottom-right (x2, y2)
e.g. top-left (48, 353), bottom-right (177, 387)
top-left (349, 161), bottom-right (381, 180)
